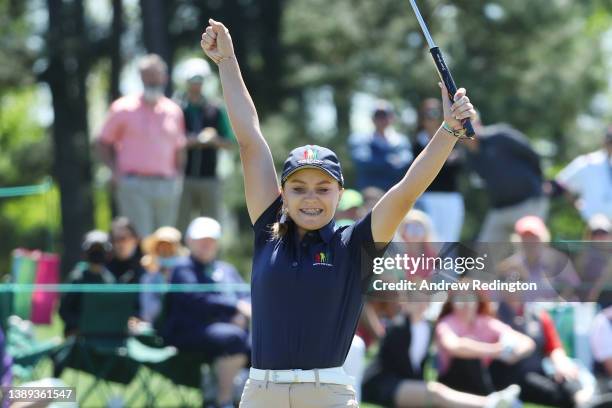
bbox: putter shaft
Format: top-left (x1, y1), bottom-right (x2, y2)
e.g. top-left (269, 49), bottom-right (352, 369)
top-left (408, 0), bottom-right (436, 49)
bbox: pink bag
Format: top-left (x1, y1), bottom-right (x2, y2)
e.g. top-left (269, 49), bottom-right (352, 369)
top-left (30, 252), bottom-right (60, 324)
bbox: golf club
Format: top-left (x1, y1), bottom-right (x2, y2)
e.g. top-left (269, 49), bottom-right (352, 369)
top-left (409, 0), bottom-right (475, 138)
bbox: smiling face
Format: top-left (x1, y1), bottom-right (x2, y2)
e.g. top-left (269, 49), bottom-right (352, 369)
top-left (282, 168), bottom-right (343, 237)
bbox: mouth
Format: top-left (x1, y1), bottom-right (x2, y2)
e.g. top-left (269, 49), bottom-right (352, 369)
top-left (299, 208), bottom-right (323, 216)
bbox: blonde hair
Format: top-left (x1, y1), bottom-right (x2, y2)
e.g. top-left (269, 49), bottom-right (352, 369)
top-left (398, 209), bottom-right (437, 242)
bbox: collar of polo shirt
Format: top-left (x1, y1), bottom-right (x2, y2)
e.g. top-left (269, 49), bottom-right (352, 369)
top-left (288, 217), bottom-right (336, 244)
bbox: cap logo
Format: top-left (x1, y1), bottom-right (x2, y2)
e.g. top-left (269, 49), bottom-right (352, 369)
top-left (298, 147), bottom-right (322, 164)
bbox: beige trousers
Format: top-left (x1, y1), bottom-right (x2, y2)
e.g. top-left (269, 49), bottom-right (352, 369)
top-left (116, 176), bottom-right (182, 237)
top-left (239, 379), bottom-right (358, 408)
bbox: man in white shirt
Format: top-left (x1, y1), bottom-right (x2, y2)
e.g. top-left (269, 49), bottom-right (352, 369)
top-left (556, 128), bottom-right (612, 221)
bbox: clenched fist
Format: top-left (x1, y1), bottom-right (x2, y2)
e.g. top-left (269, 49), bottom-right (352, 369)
top-left (200, 19), bottom-right (235, 64)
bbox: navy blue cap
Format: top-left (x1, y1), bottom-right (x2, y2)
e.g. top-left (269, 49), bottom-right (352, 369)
top-left (281, 145), bottom-right (344, 186)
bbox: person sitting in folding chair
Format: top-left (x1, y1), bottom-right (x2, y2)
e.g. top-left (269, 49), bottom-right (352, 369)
top-left (59, 230), bottom-right (117, 337)
top-left (161, 217), bottom-right (251, 408)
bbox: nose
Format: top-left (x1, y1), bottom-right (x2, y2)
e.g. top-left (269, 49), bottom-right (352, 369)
top-left (304, 189), bottom-right (317, 200)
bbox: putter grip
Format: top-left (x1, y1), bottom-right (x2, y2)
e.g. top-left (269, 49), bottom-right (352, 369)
top-left (429, 47), bottom-right (475, 137)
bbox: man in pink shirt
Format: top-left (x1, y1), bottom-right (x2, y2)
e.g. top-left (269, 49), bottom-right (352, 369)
top-left (97, 54), bottom-right (187, 236)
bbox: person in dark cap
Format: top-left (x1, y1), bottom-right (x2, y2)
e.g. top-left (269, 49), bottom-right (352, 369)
top-left (349, 100), bottom-right (414, 192)
top-left (201, 19), bottom-right (477, 408)
top-left (58, 230), bottom-right (116, 337)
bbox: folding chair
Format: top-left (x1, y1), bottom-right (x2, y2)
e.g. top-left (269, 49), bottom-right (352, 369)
top-left (54, 291), bottom-right (140, 404)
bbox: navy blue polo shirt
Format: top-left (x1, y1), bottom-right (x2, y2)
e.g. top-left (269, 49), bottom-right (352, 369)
top-left (251, 196), bottom-right (381, 369)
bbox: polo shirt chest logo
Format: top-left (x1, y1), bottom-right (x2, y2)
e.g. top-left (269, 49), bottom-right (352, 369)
top-left (313, 251), bottom-right (333, 267)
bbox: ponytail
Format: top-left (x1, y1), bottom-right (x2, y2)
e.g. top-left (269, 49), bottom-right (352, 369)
top-left (270, 207), bottom-right (290, 240)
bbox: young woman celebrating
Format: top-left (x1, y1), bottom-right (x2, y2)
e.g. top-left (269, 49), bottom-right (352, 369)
top-left (201, 18), bottom-right (477, 408)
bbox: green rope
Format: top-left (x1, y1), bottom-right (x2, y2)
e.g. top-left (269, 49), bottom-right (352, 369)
top-left (0, 179), bottom-right (52, 198)
top-left (0, 283), bottom-right (251, 293)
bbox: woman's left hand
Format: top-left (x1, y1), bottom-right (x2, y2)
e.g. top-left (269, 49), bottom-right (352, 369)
top-left (440, 82), bottom-right (476, 131)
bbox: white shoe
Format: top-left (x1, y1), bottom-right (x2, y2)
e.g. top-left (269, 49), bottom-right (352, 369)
top-left (485, 384), bottom-right (521, 408)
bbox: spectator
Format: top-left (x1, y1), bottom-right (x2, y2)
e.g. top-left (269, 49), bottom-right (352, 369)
top-left (397, 209), bottom-right (439, 279)
top-left (349, 101), bottom-right (413, 191)
top-left (435, 286), bottom-right (535, 396)
top-left (497, 216), bottom-right (581, 301)
top-left (161, 217), bottom-right (250, 408)
top-left (335, 189), bottom-right (364, 227)
top-left (466, 119), bottom-right (548, 242)
top-left (59, 230), bottom-right (116, 337)
top-left (494, 299), bottom-right (593, 407)
top-left (106, 216), bottom-right (144, 284)
top-left (96, 54), bottom-right (187, 236)
top-left (413, 98), bottom-right (465, 242)
top-left (361, 186), bottom-right (385, 213)
top-left (139, 226), bottom-right (187, 324)
top-left (362, 300), bottom-right (521, 407)
top-left (182, 217), bottom-right (249, 308)
top-left (591, 306), bottom-right (612, 393)
top-left (555, 127), bottom-right (612, 221)
top-left (575, 214), bottom-right (612, 306)
top-left (175, 59), bottom-right (235, 232)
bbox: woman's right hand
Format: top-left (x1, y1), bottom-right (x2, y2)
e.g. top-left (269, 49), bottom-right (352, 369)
top-left (200, 19), bottom-right (235, 64)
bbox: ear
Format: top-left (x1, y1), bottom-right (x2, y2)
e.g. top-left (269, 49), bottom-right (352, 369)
top-left (336, 188), bottom-right (344, 208)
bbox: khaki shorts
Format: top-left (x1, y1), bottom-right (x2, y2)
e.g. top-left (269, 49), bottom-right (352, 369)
top-left (239, 379), bottom-right (358, 408)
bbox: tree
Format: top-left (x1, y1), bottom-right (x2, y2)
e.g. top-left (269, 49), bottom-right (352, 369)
top-left (44, 0), bottom-right (94, 276)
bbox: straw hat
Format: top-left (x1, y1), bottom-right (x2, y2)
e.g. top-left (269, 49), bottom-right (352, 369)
top-left (142, 226), bottom-right (183, 254)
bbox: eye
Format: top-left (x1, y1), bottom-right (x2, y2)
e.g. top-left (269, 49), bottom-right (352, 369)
top-left (292, 187), bottom-right (305, 193)
top-left (317, 188), bottom-right (329, 194)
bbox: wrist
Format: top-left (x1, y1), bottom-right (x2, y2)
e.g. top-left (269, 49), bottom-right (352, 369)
top-left (215, 54), bottom-right (235, 66)
top-left (441, 121), bottom-right (467, 139)
top-left (490, 341), bottom-right (504, 357)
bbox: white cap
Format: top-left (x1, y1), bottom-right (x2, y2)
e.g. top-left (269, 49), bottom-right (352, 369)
top-left (186, 217), bottom-right (221, 240)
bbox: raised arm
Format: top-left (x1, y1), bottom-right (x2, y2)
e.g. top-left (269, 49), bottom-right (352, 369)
top-left (201, 19), bottom-right (279, 224)
top-left (371, 84), bottom-right (475, 243)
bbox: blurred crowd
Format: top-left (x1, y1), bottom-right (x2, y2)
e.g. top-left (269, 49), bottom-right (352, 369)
top-left (2, 52), bottom-right (612, 408)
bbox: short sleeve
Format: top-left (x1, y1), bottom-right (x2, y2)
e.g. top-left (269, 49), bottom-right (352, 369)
top-left (344, 211), bottom-right (389, 280)
top-left (556, 156), bottom-right (586, 194)
top-left (435, 319), bottom-right (454, 343)
top-left (98, 103), bottom-right (124, 144)
top-left (591, 313), bottom-right (612, 362)
top-left (252, 195), bottom-right (282, 244)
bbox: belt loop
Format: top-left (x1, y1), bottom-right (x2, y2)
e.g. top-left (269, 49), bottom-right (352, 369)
top-left (264, 369), bottom-right (270, 389)
top-left (314, 368), bottom-right (320, 388)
